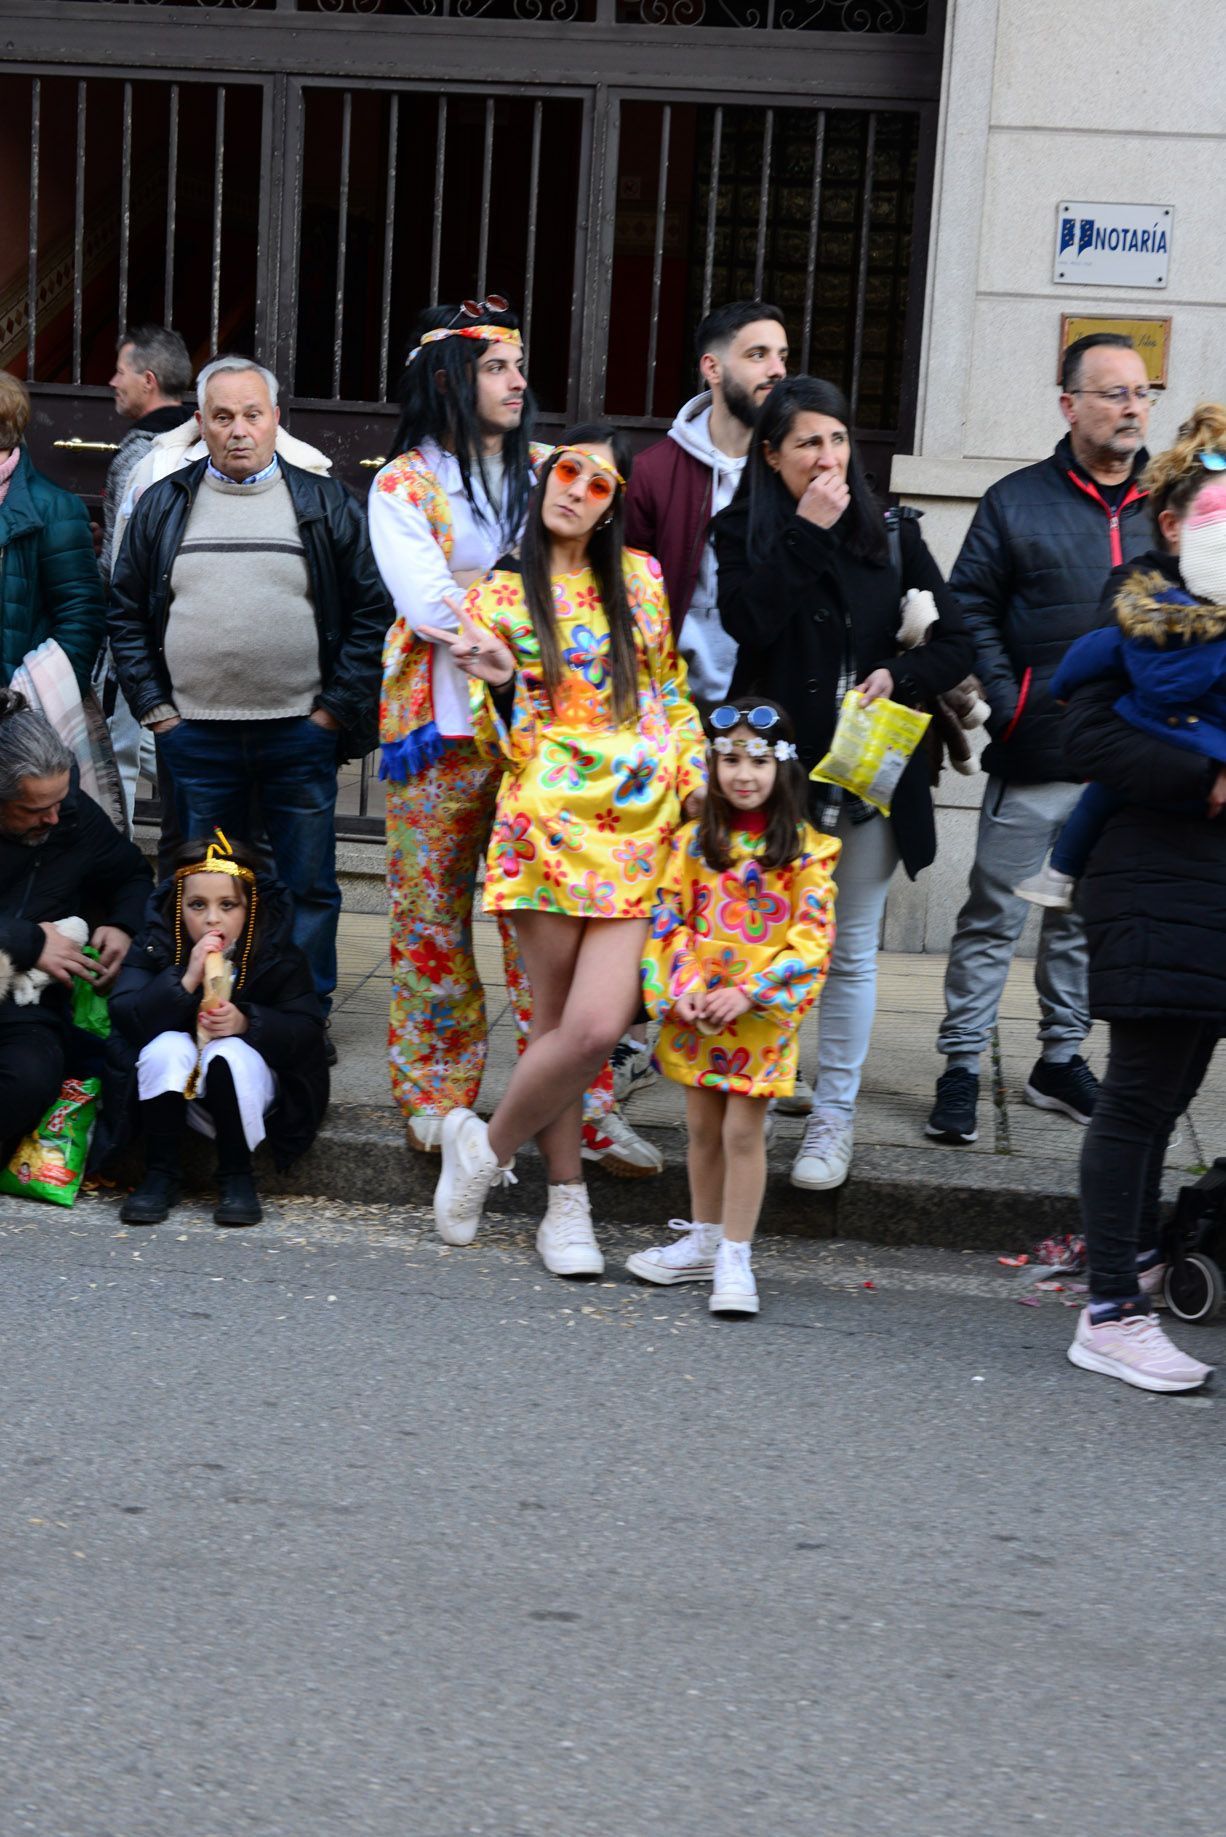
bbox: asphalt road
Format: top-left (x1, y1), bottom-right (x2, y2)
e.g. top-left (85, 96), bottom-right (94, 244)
top-left (4, 1192), bottom-right (1225, 1837)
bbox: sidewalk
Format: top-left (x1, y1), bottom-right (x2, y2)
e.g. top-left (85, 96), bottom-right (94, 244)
top-left (238, 909), bottom-right (1226, 1254)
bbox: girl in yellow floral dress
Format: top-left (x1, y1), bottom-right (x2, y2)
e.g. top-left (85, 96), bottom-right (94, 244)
top-left (420, 426), bottom-right (706, 1279)
top-left (631, 698), bottom-right (840, 1315)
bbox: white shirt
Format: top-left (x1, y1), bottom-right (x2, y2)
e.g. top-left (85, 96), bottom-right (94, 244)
top-left (368, 440), bottom-right (526, 739)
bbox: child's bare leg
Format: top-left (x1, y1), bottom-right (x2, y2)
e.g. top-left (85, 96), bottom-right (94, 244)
top-left (720, 1093), bottom-right (770, 1242)
top-left (684, 1085), bottom-right (726, 1225)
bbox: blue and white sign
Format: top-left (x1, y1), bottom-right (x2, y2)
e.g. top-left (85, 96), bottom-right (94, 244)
top-left (1054, 202), bottom-right (1172, 289)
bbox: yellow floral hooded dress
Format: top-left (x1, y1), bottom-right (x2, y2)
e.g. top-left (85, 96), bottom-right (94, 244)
top-left (642, 820), bottom-right (841, 1098)
top-left (466, 550), bottom-right (707, 920)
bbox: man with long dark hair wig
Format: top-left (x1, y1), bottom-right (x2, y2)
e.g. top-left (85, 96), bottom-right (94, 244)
top-left (370, 301), bottom-right (663, 1175)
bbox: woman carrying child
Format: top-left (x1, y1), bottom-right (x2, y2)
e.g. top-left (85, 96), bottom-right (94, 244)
top-left (421, 426), bottom-right (706, 1276)
top-left (629, 698), bottom-right (839, 1315)
top-left (111, 832), bottom-right (329, 1227)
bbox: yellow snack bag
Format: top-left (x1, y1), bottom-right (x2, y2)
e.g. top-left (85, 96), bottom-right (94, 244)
top-left (809, 689), bottom-right (931, 817)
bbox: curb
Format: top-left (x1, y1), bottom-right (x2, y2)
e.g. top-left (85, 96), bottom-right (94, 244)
top-left (165, 1104), bottom-right (1085, 1256)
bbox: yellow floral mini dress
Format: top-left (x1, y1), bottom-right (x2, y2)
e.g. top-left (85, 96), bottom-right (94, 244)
top-left (642, 820), bottom-right (841, 1098)
top-left (466, 550), bottom-right (707, 920)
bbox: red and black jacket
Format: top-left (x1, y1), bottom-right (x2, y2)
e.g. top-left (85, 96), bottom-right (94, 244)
top-left (950, 433), bottom-right (1150, 783)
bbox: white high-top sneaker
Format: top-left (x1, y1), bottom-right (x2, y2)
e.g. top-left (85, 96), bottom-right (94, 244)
top-left (537, 1183), bottom-right (604, 1277)
top-left (710, 1239), bottom-right (759, 1316)
top-left (626, 1219), bottom-right (721, 1285)
top-left (433, 1110), bottom-right (515, 1246)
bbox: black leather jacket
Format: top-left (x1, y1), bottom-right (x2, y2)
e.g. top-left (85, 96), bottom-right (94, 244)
top-left (107, 456), bottom-right (391, 761)
top-left (950, 434), bottom-right (1151, 783)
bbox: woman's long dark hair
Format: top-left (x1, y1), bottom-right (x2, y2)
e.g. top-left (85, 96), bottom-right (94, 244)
top-left (697, 697), bottom-right (809, 872)
top-left (388, 300), bottom-right (536, 542)
top-left (520, 422), bottom-right (640, 727)
top-left (738, 375), bottom-right (887, 569)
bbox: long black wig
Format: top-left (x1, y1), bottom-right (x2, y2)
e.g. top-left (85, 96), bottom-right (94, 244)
top-left (388, 300), bottom-right (537, 543)
top-left (519, 422), bottom-right (641, 728)
top-left (737, 374), bottom-right (888, 570)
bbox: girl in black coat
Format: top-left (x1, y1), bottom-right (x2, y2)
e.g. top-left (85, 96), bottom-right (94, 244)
top-left (111, 833), bottom-right (328, 1228)
top-left (714, 376), bottom-right (973, 1193)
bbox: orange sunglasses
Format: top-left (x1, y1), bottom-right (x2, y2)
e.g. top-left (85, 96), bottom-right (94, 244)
top-left (551, 451), bottom-right (624, 503)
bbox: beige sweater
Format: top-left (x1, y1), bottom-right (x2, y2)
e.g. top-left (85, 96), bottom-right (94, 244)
top-left (163, 469), bottom-right (322, 721)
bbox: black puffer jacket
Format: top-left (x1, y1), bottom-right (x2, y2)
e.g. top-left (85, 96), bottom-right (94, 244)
top-left (0, 775), bottom-right (152, 1038)
top-left (1061, 677), bottom-right (1225, 1024)
top-left (714, 495), bottom-right (974, 879)
top-left (104, 873), bottom-right (329, 1168)
top-left (108, 456), bottom-right (392, 761)
top-left (952, 434), bottom-right (1150, 783)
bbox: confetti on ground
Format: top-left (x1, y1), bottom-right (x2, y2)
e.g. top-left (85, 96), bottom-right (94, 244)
top-left (1015, 1295), bottom-right (1042, 1307)
top-left (998, 1255), bottom-right (1029, 1268)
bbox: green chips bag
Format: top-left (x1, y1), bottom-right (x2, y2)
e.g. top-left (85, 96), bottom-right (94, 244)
top-left (71, 946), bottom-right (112, 1039)
top-left (0, 1078), bottom-right (101, 1207)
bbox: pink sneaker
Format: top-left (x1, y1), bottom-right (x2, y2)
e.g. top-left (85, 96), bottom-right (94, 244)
top-left (1067, 1307), bottom-right (1212, 1393)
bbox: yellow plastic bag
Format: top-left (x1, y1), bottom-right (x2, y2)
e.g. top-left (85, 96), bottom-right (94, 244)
top-left (810, 689), bottom-right (931, 817)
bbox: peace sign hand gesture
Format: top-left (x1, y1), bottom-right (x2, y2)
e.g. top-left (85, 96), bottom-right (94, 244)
top-left (419, 595), bottom-right (515, 687)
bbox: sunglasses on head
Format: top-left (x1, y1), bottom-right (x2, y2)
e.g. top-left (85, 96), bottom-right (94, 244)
top-left (552, 453), bottom-right (622, 503)
top-left (449, 294), bottom-right (510, 328)
top-left (709, 704), bottom-right (783, 734)
top-left (1199, 451), bottom-right (1226, 472)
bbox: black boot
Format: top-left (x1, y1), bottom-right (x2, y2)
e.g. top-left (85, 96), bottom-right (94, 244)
top-left (204, 1058), bottom-right (264, 1228)
top-left (121, 1094), bottom-right (186, 1225)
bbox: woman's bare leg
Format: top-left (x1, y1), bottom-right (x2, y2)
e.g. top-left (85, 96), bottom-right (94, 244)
top-left (684, 1085), bottom-right (726, 1226)
top-left (720, 1093), bottom-right (770, 1242)
top-left (487, 915), bottom-right (647, 1180)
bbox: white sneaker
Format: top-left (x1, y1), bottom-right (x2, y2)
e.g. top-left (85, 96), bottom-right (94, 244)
top-left (626, 1219), bottom-right (720, 1285)
top-left (772, 1076), bottom-right (815, 1119)
top-left (432, 1109), bottom-right (515, 1247)
top-left (1015, 861), bottom-right (1075, 910)
top-left (710, 1239), bottom-right (759, 1316)
top-left (537, 1183), bottom-right (604, 1277)
top-left (1067, 1307), bottom-right (1212, 1393)
top-left (581, 1109), bottom-right (664, 1178)
top-left (790, 1109), bottom-right (854, 1191)
top-left (406, 1114), bottom-right (444, 1155)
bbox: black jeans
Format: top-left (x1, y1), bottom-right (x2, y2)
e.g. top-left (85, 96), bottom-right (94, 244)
top-left (0, 1022), bottom-right (66, 1163)
top-left (1080, 1018), bottom-right (1220, 1301)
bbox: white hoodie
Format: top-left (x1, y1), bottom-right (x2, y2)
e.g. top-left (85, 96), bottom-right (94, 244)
top-left (667, 391), bottom-right (746, 704)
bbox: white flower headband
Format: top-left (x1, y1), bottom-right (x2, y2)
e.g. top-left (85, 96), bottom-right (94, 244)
top-left (711, 735), bottom-right (797, 762)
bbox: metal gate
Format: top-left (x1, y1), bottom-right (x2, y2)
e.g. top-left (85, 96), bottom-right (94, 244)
top-left (1, 0), bottom-right (945, 832)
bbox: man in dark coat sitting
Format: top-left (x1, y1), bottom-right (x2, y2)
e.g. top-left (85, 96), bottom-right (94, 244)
top-left (0, 691), bottom-right (152, 1162)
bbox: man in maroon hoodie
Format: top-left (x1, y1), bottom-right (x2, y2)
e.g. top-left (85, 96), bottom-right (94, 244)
top-left (625, 300), bottom-right (788, 705)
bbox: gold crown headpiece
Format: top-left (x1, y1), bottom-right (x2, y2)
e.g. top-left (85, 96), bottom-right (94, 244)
top-left (172, 829), bottom-right (258, 990)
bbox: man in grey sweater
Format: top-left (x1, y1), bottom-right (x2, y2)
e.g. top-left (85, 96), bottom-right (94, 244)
top-left (108, 356), bottom-right (391, 1040)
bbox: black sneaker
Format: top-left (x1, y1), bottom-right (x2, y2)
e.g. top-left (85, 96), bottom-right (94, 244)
top-left (120, 1169), bottom-right (181, 1226)
top-left (925, 1067), bottom-right (980, 1144)
top-left (215, 1172), bottom-right (263, 1228)
top-left (1024, 1054), bottom-right (1098, 1125)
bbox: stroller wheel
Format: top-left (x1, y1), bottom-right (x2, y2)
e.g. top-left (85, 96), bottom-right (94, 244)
top-left (1164, 1253), bottom-right (1225, 1324)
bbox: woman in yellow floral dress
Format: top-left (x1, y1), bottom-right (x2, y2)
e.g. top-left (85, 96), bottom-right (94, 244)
top-left (420, 425), bottom-right (706, 1278)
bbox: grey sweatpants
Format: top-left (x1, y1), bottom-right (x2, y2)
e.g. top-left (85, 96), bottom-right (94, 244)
top-left (937, 776), bottom-right (1089, 1071)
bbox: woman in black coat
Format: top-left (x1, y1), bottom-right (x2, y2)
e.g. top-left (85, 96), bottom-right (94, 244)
top-left (103, 839), bottom-right (329, 1225)
top-left (714, 375), bottom-right (973, 1193)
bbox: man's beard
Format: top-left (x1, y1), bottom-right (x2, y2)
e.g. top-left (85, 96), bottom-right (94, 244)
top-left (722, 374), bottom-right (762, 432)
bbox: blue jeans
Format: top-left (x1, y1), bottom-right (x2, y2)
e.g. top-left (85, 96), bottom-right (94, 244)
top-left (157, 716), bottom-right (342, 1009)
top-left (813, 807), bottom-right (901, 1119)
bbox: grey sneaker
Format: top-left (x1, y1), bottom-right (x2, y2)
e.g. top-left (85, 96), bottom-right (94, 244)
top-left (790, 1109), bottom-right (853, 1191)
top-left (772, 1076), bottom-right (815, 1119)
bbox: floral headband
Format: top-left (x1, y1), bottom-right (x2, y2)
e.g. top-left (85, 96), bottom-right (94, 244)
top-left (409, 326), bottom-right (523, 361)
top-left (172, 828), bottom-right (258, 989)
top-left (712, 735), bottom-right (798, 762)
top-left (554, 444), bottom-right (627, 489)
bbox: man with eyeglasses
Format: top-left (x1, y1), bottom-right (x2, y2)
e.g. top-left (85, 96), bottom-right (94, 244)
top-left (927, 332), bottom-right (1154, 1147)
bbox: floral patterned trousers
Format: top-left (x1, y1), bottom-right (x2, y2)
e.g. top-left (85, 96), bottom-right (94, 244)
top-left (386, 740), bottom-right (614, 1123)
